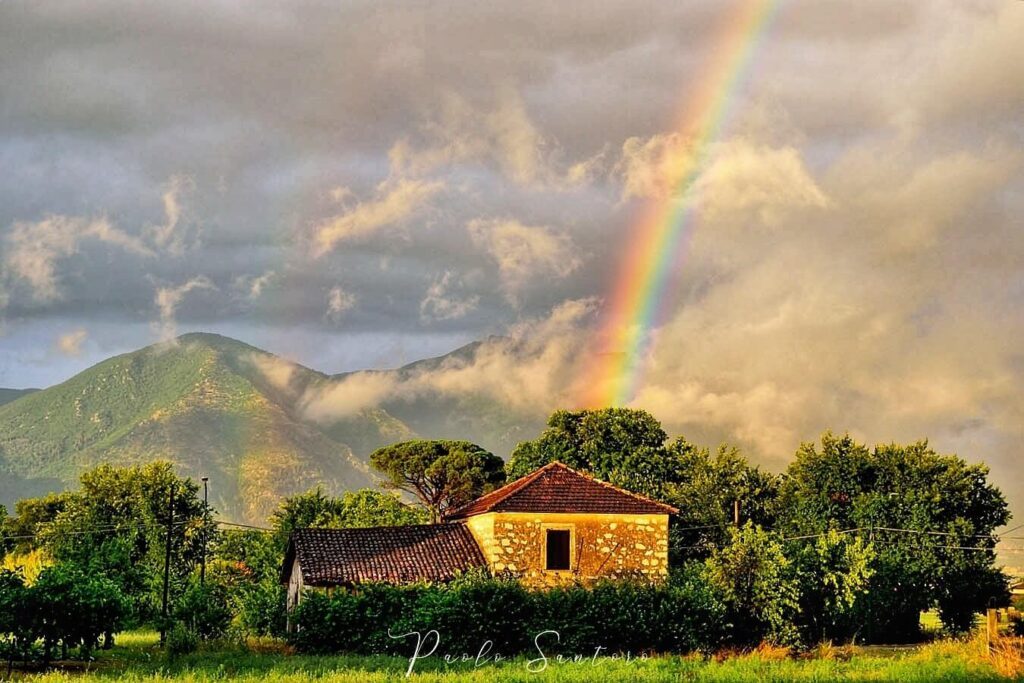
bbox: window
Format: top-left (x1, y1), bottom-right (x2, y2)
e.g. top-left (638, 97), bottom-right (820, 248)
top-left (545, 528), bottom-right (571, 571)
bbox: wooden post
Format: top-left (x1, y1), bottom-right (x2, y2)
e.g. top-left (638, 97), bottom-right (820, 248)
top-left (200, 477), bottom-right (209, 585)
top-left (160, 483), bottom-right (175, 645)
top-left (733, 500), bottom-right (740, 527)
top-left (987, 608), bottom-right (998, 652)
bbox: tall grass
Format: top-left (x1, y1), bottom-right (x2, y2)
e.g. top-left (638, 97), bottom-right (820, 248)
top-left (8, 631), bottom-right (1015, 682)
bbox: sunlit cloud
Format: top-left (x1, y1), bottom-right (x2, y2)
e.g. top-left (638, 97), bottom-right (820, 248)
top-left (468, 218), bottom-right (581, 306)
top-left (325, 285), bottom-right (356, 324)
top-left (152, 276), bottom-right (215, 342)
top-left (3, 215), bottom-right (153, 302)
top-left (310, 178), bottom-right (445, 257)
top-left (54, 328), bottom-right (89, 357)
top-left (419, 270), bottom-right (479, 322)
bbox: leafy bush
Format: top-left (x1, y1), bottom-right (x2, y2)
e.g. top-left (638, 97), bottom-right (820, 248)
top-left (706, 524), bottom-right (800, 646)
top-left (174, 580), bottom-right (232, 639)
top-left (234, 579), bottom-right (288, 638)
top-left (165, 623), bottom-right (199, 657)
top-left (289, 565), bottom-right (728, 656)
top-left (29, 562), bottom-right (131, 660)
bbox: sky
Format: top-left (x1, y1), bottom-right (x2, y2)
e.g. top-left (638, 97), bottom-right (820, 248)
top-left (1, 1), bottom-right (1023, 531)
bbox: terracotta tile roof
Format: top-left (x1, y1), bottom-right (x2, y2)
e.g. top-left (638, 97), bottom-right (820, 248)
top-left (446, 461), bottom-right (678, 519)
top-left (282, 523), bottom-right (486, 586)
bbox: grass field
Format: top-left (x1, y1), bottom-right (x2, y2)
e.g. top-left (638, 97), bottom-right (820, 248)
top-left (6, 631), bottom-right (1021, 683)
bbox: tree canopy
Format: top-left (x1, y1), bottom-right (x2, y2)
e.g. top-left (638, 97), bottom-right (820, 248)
top-left (776, 432), bottom-right (1009, 640)
top-left (271, 487), bottom-right (427, 546)
top-left (369, 440), bottom-right (505, 522)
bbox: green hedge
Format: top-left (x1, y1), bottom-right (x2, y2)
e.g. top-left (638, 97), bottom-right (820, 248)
top-left (288, 565), bottom-right (728, 656)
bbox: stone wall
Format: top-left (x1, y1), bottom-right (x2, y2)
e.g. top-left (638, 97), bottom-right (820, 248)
top-left (464, 511), bottom-right (669, 587)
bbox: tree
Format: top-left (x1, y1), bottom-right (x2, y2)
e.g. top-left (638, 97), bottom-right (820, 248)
top-left (508, 408), bottom-right (681, 498)
top-left (369, 440), bottom-right (505, 522)
top-left (777, 433), bottom-right (1009, 641)
top-left (706, 524), bottom-right (799, 646)
top-left (174, 580), bottom-right (232, 639)
top-left (1, 492), bottom-right (73, 556)
top-left (34, 463), bottom-right (213, 627)
top-left (0, 505), bottom-right (8, 558)
top-left (662, 440), bottom-right (779, 561)
top-left (211, 529), bottom-right (287, 637)
top-left (0, 568), bottom-right (30, 672)
top-left (29, 562), bottom-right (130, 660)
top-left (1, 548), bottom-right (51, 585)
top-left (271, 488), bottom-right (427, 546)
top-left (789, 529), bottom-right (874, 642)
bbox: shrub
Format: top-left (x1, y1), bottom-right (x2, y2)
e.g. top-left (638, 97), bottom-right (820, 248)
top-left (28, 562), bottom-right (130, 660)
top-left (165, 623), bottom-right (199, 658)
top-left (706, 524), bottom-right (800, 646)
top-left (174, 580), bottom-right (232, 639)
top-left (234, 579), bottom-right (288, 638)
top-left (411, 573), bottom-right (533, 654)
top-left (289, 566), bottom-right (729, 656)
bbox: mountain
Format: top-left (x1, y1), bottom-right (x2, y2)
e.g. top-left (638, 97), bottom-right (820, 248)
top-left (0, 334), bottom-right (399, 522)
top-left (0, 388), bottom-right (39, 407)
top-left (0, 333), bottom-right (544, 523)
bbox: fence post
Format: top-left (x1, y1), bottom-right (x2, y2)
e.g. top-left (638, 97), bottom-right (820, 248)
top-left (987, 608), bottom-right (998, 652)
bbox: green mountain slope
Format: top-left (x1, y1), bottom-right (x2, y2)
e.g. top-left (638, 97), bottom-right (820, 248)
top-left (0, 388), bottom-right (38, 407)
top-left (0, 332), bottom-right (545, 522)
top-left (0, 333), bottom-right (400, 522)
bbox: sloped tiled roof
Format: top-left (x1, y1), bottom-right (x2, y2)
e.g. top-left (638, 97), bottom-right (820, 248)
top-left (282, 523), bottom-right (486, 586)
top-left (446, 461), bottom-right (678, 519)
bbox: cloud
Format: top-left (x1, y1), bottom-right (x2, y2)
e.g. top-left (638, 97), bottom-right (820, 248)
top-left (412, 297), bottom-right (598, 411)
top-left (614, 133), bottom-right (696, 201)
top-left (325, 285), bottom-right (356, 323)
top-left (147, 175), bottom-right (197, 256)
top-left (613, 135), bottom-right (828, 224)
top-left (389, 87), bottom-right (603, 189)
top-left (622, 137), bottom-right (1024, 468)
top-left (152, 276), bottom-right (215, 341)
top-left (301, 371), bottom-right (401, 421)
top-left (419, 271), bottom-right (479, 322)
top-left (310, 178), bottom-right (444, 257)
top-left (903, 3), bottom-right (1024, 130)
top-left (692, 139), bottom-right (829, 225)
top-left (54, 328), bottom-right (88, 357)
top-left (246, 352), bottom-right (302, 395)
top-left (3, 215), bottom-right (153, 302)
top-left (468, 218), bottom-right (581, 305)
top-left (301, 297), bottom-right (599, 420)
top-left (233, 270), bottom-right (276, 300)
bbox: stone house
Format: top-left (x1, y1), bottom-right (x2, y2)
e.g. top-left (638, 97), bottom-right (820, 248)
top-left (282, 461), bottom-right (677, 614)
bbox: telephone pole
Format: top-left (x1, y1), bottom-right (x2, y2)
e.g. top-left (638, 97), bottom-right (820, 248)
top-left (733, 499), bottom-right (741, 527)
top-left (160, 482), bottom-right (175, 645)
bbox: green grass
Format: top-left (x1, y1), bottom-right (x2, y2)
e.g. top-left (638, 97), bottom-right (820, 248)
top-left (7, 630), bottom-right (1018, 682)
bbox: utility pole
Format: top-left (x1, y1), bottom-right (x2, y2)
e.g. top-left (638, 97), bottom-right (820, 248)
top-left (160, 482), bottom-right (175, 645)
top-left (201, 477), bottom-right (209, 585)
top-left (734, 499), bottom-right (741, 527)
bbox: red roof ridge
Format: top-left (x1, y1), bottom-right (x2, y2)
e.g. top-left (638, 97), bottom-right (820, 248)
top-left (445, 463), bottom-right (553, 518)
top-left (548, 462), bottom-right (679, 514)
top-left (446, 460), bottom-right (677, 519)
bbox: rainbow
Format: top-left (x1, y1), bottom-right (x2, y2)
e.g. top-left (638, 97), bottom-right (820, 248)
top-left (584, 0), bottom-right (780, 408)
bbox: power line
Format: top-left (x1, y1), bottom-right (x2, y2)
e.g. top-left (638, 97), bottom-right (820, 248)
top-left (214, 520), bottom-right (274, 532)
top-left (2, 520), bottom-right (186, 541)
